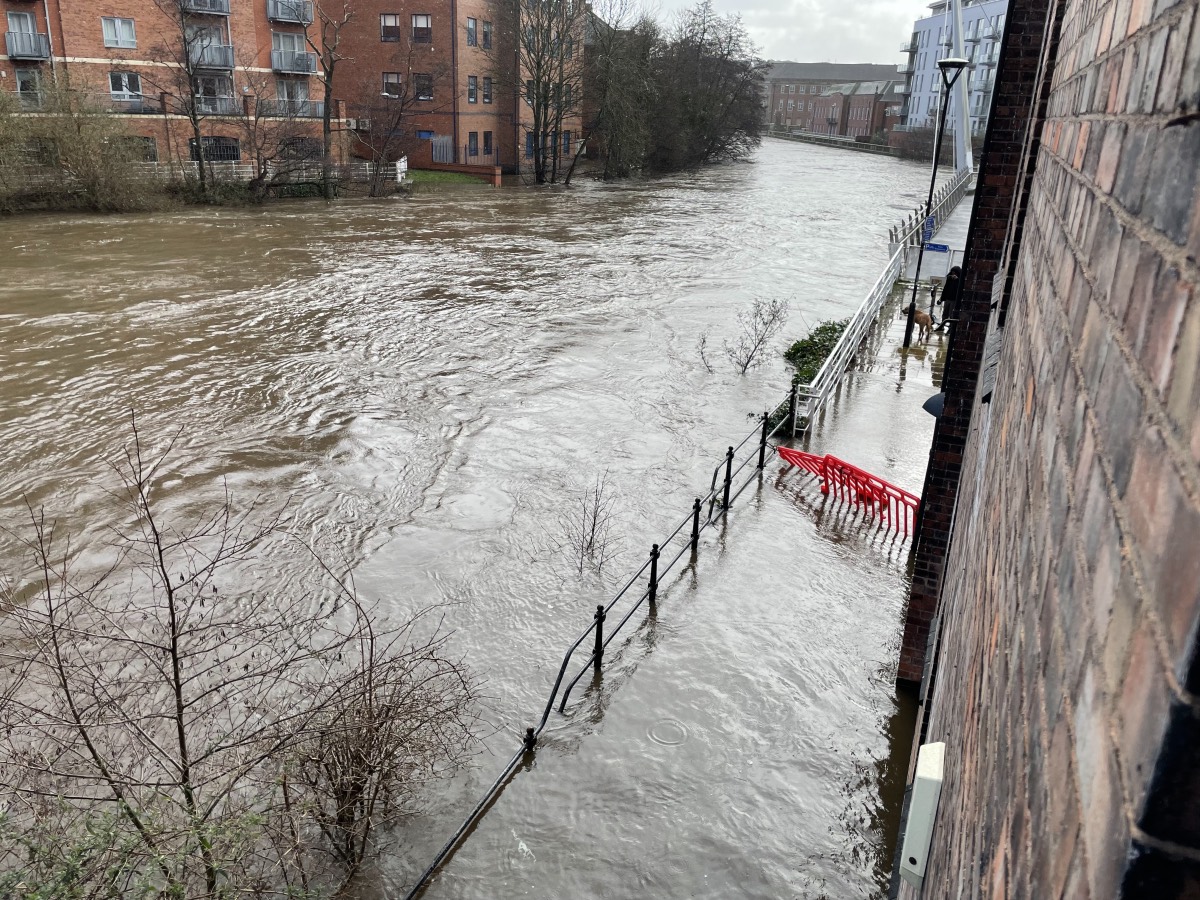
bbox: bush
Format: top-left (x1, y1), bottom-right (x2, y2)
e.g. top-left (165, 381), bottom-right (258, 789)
top-left (783, 318), bottom-right (849, 385)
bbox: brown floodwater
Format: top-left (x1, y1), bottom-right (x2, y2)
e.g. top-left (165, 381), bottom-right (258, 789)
top-left (0, 140), bottom-right (937, 899)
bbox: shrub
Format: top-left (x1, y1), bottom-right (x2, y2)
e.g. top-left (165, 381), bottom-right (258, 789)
top-left (783, 318), bottom-right (849, 385)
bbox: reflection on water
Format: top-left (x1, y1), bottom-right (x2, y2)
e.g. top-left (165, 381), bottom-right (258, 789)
top-left (0, 140), bottom-right (935, 898)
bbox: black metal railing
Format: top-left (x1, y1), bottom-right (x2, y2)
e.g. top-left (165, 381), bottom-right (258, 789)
top-left (402, 410), bottom-right (789, 900)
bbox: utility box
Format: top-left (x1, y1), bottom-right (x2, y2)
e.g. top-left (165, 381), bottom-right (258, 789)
top-left (899, 741), bottom-right (946, 891)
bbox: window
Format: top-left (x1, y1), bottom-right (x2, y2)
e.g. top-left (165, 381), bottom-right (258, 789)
top-left (382, 72), bottom-right (402, 96)
top-left (788, 84), bottom-right (795, 93)
top-left (562, 130), bottom-right (570, 154)
top-left (777, 99), bottom-right (783, 110)
top-left (126, 135), bottom-right (158, 161)
top-left (411, 14), bottom-right (431, 43)
top-left (481, 20), bottom-right (492, 49)
top-left (15, 68), bottom-right (41, 109)
top-left (482, 76), bottom-right (492, 103)
top-left (808, 101), bottom-right (813, 111)
top-left (273, 31), bottom-right (304, 51)
top-left (786, 100), bottom-right (793, 111)
top-left (109, 71), bottom-right (141, 100)
top-left (9, 11), bottom-right (35, 33)
top-left (467, 75), bottom-right (477, 102)
top-left (280, 136), bottom-right (320, 160)
top-left (380, 13), bottom-right (401, 41)
top-left (278, 77), bottom-right (308, 101)
top-left (413, 73), bottom-right (433, 100)
top-left (525, 132), bottom-right (533, 156)
top-left (466, 17), bottom-right (477, 46)
top-left (102, 16), bottom-right (136, 48)
top-left (417, 129), bottom-right (434, 139)
top-left (525, 78), bottom-right (534, 105)
top-left (483, 130), bottom-right (492, 155)
top-left (192, 73), bottom-right (234, 113)
top-left (189, 135), bottom-right (240, 161)
top-left (468, 131), bottom-right (478, 156)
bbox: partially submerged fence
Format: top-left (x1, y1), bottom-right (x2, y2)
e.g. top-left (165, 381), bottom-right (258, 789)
top-left (777, 448), bottom-right (920, 536)
top-left (402, 411), bottom-right (788, 899)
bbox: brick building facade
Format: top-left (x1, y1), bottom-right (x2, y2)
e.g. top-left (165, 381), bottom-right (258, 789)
top-left (895, 0), bottom-right (1200, 892)
top-left (764, 61), bottom-right (895, 130)
top-left (0, 0), bottom-right (562, 173)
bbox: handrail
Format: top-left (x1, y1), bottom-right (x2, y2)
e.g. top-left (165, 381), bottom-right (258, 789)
top-left (888, 167), bottom-right (972, 249)
top-left (401, 410), bottom-right (779, 900)
top-left (787, 247), bottom-right (904, 435)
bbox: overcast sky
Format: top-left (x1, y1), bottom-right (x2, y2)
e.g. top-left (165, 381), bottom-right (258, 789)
top-left (655, 0), bottom-right (922, 65)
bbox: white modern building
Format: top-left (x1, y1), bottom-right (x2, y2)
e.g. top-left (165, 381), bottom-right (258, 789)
top-left (898, 0), bottom-right (1007, 137)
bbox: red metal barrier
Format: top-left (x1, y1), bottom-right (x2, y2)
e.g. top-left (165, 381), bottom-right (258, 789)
top-left (776, 447), bottom-right (921, 536)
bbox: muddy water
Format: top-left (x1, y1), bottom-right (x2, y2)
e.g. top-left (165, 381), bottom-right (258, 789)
top-left (0, 140), bottom-right (934, 898)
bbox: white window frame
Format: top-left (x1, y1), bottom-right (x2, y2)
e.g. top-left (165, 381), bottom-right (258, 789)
top-left (109, 71), bottom-right (142, 100)
top-left (102, 16), bottom-right (137, 49)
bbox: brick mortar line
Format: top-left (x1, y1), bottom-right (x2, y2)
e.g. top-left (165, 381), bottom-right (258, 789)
top-left (1003, 223), bottom-right (1158, 885)
top-left (1051, 2), bottom-right (1194, 79)
top-left (1021, 176), bottom-right (1196, 712)
top-left (1034, 145), bottom-right (1200, 494)
top-left (1043, 111), bottom-right (1194, 126)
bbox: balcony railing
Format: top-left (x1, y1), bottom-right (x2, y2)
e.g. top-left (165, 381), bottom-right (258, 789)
top-left (267, 0), bottom-right (313, 23)
top-left (6, 31), bottom-right (51, 59)
top-left (189, 43), bottom-right (235, 68)
top-left (257, 98), bottom-right (323, 118)
top-left (182, 0), bottom-right (230, 13)
top-left (900, 40), bottom-right (917, 53)
top-left (270, 49), bottom-right (316, 73)
top-left (896, 62), bottom-right (914, 75)
top-left (194, 95), bottom-right (240, 115)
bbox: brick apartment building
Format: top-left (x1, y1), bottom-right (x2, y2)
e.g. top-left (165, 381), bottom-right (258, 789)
top-left (0, 0), bottom-right (331, 164)
top-left (764, 61), bottom-right (895, 130)
top-left (799, 79), bottom-right (903, 138)
top-left (0, 0), bottom-right (570, 173)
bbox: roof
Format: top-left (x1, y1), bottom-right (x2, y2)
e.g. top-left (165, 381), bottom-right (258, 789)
top-left (817, 80), bottom-right (901, 97)
top-left (764, 62), bottom-right (899, 82)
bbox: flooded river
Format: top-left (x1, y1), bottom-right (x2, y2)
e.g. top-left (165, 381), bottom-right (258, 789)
top-left (0, 140), bottom-right (935, 898)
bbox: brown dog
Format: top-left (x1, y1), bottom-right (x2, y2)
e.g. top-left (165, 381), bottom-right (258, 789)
top-left (909, 304), bottom-right (937, 342)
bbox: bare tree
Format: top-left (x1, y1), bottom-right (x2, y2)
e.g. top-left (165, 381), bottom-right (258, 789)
top-left (0, 422), bottom-right (479, 897)
top-left (347, 38), bottom-right (453, 196)
top-left (305, 0), bottom-right (354, 199)
top-left (558, 470), bottom-right (622, 576)
top-left (146, 0), bottom-right (243, 197)
top-left (235, 58), bottom-right (323, 199)
top-left (508, 0), bottom-right (588, 183)
top-left (724, 298), bottom-right (789, 374)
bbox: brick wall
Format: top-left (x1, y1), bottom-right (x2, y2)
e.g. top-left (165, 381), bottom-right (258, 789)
top-left (903, 0), bottom-right (1200, 892)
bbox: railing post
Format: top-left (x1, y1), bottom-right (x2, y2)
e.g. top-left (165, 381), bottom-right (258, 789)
top-left (592, 604), bottom-right (605, 671)
top-left (758, 411), bottom-right (770, 469)
top-left (788, 384), bottom-right (798, 437)
top-left (523, 727), bottom-right (536, 754)
top-left (648, 544), bottom-right (660, 606)
top-left (722, 446), bottom-right (734, 510)
top-left (691, 499), bottom-right (702, 552)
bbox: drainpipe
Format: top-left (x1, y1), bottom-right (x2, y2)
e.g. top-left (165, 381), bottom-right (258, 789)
top-left (947, 0), bottom-right (972, 170)
top-left (44, 0), bottom-right (58, 76)
top-left (450, 0), bottom-right (459, 161)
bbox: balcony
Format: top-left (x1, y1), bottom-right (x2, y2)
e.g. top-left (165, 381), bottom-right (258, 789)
top-left (182, 0), bottom-right (230, 13)
top-left (894, 83), bottom-right (911, 95)
top-left (257, 98), bottom-right (323, 118)
top-left (194, 95), bottom-right (240, 115)
top-left (6, 31), bottom-right (50, 59)
top-left (900, 40), bottom-right (917, 53)
top-left (267, 0), bottom-right (312, 23)
top-left (897, 62), bottom-right (914, 75)
top-left (189, 43), bottom-right (234, 68)
top-left (108, 94), bottom-right (165, 114)
top-left (271, 49), bottom-right (316, 73)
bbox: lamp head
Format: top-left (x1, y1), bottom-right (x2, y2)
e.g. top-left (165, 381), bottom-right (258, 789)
top-left (937, 57), bottom-right (969, 72)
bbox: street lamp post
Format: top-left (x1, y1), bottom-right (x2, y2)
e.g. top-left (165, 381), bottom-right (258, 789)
top-left (903, 57), bottom-right (970, 348)
top-left (827, 116), bottom-right (836, 136)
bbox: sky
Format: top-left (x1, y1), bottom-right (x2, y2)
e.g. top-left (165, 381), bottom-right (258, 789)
top-left (653, 0), bottom-right (922, 65)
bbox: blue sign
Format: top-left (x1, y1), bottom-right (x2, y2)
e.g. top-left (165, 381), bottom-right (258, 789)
top-left (921, 215), bottom-right (935, 241)
top-left (924, 242), bottom-right (950, 252)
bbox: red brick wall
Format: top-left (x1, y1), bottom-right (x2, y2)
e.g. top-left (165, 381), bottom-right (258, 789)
top-left (903, 0), bottom-right (1200, 892)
